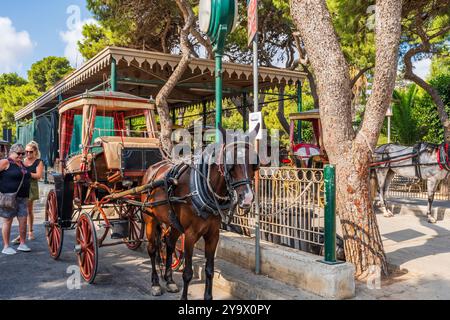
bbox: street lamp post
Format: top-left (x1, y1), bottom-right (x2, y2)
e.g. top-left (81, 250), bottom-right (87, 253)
top-left (386, 105), bottom-right (393, 143)
top-left (199, 0), bottom-right (238, 142)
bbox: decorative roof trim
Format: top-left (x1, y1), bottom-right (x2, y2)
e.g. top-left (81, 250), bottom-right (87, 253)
top-left (15, 46), bottom-right (306, 121)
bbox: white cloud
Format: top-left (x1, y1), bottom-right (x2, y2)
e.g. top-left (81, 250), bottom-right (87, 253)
top-left (59, 5), bottom-right (97, 68)
top-left (0, 17), bottom-right (34, 73)
top-left (412, 58), bottom-right (431, 80)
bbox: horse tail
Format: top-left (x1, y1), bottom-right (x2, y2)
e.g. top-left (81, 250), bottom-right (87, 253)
top-left (369, 168), bottom-right (378, 201)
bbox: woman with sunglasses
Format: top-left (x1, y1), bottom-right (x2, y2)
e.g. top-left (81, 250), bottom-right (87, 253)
top-left (12, 141), bottom-right (43, 243)
top-left (0, 144), bottom-right (31, 255)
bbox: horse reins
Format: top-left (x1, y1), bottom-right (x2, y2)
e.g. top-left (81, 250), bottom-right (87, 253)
top-left (371, 143), bottom-right (450, 178)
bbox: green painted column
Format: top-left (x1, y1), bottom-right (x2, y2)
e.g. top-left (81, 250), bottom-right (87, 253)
top-left (297, 80), bottom-right (302, 142)
top-left (242, 92), bottom-right (248, 132)
top-left (32, 112), bottom-right (36, 142)
top-left (111, 58), bottom-right (117, 92)
top-left (215, 53), bottom-right (223, 142)
top-left (202, 100), bottom-right (207, 127)
top-left (324, 164), bottom-right (337, 264)
top-left (15, 121), bottom-right (19, 143)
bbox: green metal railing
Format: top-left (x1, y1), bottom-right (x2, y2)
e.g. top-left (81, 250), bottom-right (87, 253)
top-left (228, 166), bottom-right (340, 262)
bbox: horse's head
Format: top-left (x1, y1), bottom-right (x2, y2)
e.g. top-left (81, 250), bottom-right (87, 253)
top-left (219, 124), bottom-right (260, 211)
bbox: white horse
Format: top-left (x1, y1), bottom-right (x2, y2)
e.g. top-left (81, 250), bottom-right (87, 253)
top-left (372, 143), bottom-right (449, 223)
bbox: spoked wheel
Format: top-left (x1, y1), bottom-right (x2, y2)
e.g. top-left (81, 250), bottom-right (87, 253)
top-left (159, 228), bottom-right (185, 272)
top-left (124, 206), bottom-right (144, 250)
top-left (45, 190), bottom-right (64, 259)
top-left (76, 212), bottom-right (98, 284)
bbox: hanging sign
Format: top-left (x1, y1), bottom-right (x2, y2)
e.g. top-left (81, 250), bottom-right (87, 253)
top-left (247, 0), bottom-right (258, 46)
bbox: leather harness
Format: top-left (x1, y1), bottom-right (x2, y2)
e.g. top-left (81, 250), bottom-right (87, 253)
top-left (142, 142), bottom-right (256, 233)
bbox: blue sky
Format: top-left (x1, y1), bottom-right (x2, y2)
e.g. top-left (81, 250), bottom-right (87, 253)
top-left (0, 0), bottom-right (93, 78)
top-left (0, 1), bottom-right (432, 80)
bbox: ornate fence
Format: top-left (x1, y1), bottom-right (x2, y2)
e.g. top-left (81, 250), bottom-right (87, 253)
top-left (386, 174), bottom-right (450, 200)
top-left (227, 167), bottom-right (325, 253)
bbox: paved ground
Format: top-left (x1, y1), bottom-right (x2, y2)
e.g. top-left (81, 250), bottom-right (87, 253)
top-left (0, 183), bottom-right (316, 300)
top-left (0, 184), bottom-right (235, 300)
top-left (355, 204), bottom-right (450, 299)
top-left (3, 183), bottom-right (450, 300)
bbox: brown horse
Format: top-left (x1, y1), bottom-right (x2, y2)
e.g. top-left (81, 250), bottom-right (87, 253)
top-left (141, 126), bottom-right (259, 300)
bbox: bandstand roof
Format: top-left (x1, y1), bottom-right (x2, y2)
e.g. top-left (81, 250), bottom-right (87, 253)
top-left (15, 46), bottom-right (306, 121)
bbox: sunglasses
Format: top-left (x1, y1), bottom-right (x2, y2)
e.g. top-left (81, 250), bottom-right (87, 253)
top-left (26, 151), bottom-right (34, 154)
top-left (16, 152), bottom-right (25, 156)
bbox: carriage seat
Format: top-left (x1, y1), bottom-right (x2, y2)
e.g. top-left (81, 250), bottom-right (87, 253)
top-left (65, 153), bottom-right (94, 174)
top-left (94, 136), bottom-right (160, 170)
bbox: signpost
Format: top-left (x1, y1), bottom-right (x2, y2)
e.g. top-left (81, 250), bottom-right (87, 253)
top-left (386, 105), bottom-right (393, 143)
top-left (247, 0), bottom-right (261, 275)
top-left (200, 0), bottom-right (262, 276)
top-left (199, 0), bottom-right (238, 142)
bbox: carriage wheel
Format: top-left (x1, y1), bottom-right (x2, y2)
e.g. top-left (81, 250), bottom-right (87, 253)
top-left (125, 207), bottom-right (144, 250)
top-left (45, 190), bottom-right (64, 259)
top-left (76, 212), bottom-right (98, 284)
top-left (159, 231), bottom-right (185, 271)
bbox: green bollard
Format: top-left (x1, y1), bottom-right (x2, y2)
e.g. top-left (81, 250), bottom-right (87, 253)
top-left (321, 164), bottom-right (343, 265)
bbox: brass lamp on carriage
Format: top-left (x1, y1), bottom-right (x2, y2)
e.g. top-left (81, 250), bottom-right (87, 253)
top-left (289, 109), bottom-right (329, 168)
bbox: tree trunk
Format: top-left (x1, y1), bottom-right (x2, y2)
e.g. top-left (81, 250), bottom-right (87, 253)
top-left (336, 149), bottom-right (389, 277)
top-left (155, 0), bottom-right (194, 153)
top-left (276, 85), bottom-right (291, 133)
top-left (291, 0), bottom-right (402, 278)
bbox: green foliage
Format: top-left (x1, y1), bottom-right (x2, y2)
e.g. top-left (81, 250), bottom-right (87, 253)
top-left (0, 84), bottom-right (39, 133)
top-left (28, 56), bottom-right (73, 92)
top-left (78, 23), bottom-right (117, 60)
top-left (412, 74), bottom-right (450, 144)
top-left (0, 73), bottom-right (27, 93)
top-left (225, 0), bottom-right (296, 67)
top-left (327, 0), bottom-right (375, 70)
top-left (431, 54), bottom-right (450, 78)
top-left (79, 0), bottom-right (180, 60)
top-left (261, 86), bottom-right (315, 147)
top-left (390, 85), bottom-right (423, 144)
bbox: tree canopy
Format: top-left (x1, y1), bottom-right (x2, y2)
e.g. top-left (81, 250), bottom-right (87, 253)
top-left (28, 56), bottom-right (73, 92)
top-left (0, 56), bottom-right (72, 135)
top-left (0, 84), bottom-right (39, 131)
top-left (0, 73), bottom-right (27, 94)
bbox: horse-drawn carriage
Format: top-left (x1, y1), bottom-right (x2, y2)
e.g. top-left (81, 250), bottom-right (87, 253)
top-left (44, 91), bottom-right (183, 283)
top-left (289, 109), bottom-right (328, 168)
top-left (44, 90), bottom-right (257, 300)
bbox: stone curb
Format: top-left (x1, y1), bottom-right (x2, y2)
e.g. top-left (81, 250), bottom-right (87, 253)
top-left (192, 253), bottom-right (321, 300)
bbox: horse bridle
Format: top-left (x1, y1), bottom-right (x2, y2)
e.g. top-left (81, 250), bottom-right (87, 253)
top-left (217, 141), bottom-right (258, 199)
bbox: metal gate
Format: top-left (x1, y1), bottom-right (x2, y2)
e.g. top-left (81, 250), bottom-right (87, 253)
top-left (228, 167), bottom-right (326, 252)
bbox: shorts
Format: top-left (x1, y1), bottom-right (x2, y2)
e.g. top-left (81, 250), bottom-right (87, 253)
top-left (29, 179), bottom-right (39, 201)
top-left (0, 197), bottom-right (29, 219)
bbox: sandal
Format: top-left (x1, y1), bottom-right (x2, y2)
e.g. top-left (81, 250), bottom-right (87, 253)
top-left (28, 232), bottom-right (35, 241)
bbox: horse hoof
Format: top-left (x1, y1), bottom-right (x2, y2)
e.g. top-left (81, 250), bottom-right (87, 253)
top-left (151, 286), bottom-right (162, 296)
top-left (427, 217), bottom-right (437, 224)
top-left (166, 283), bottom-right (179, 293)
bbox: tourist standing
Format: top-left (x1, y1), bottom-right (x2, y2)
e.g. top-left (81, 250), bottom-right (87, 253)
top-left (0, 144), bottom-right (31, 255)
top-left (12, 141), bottom-right (43, 242)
